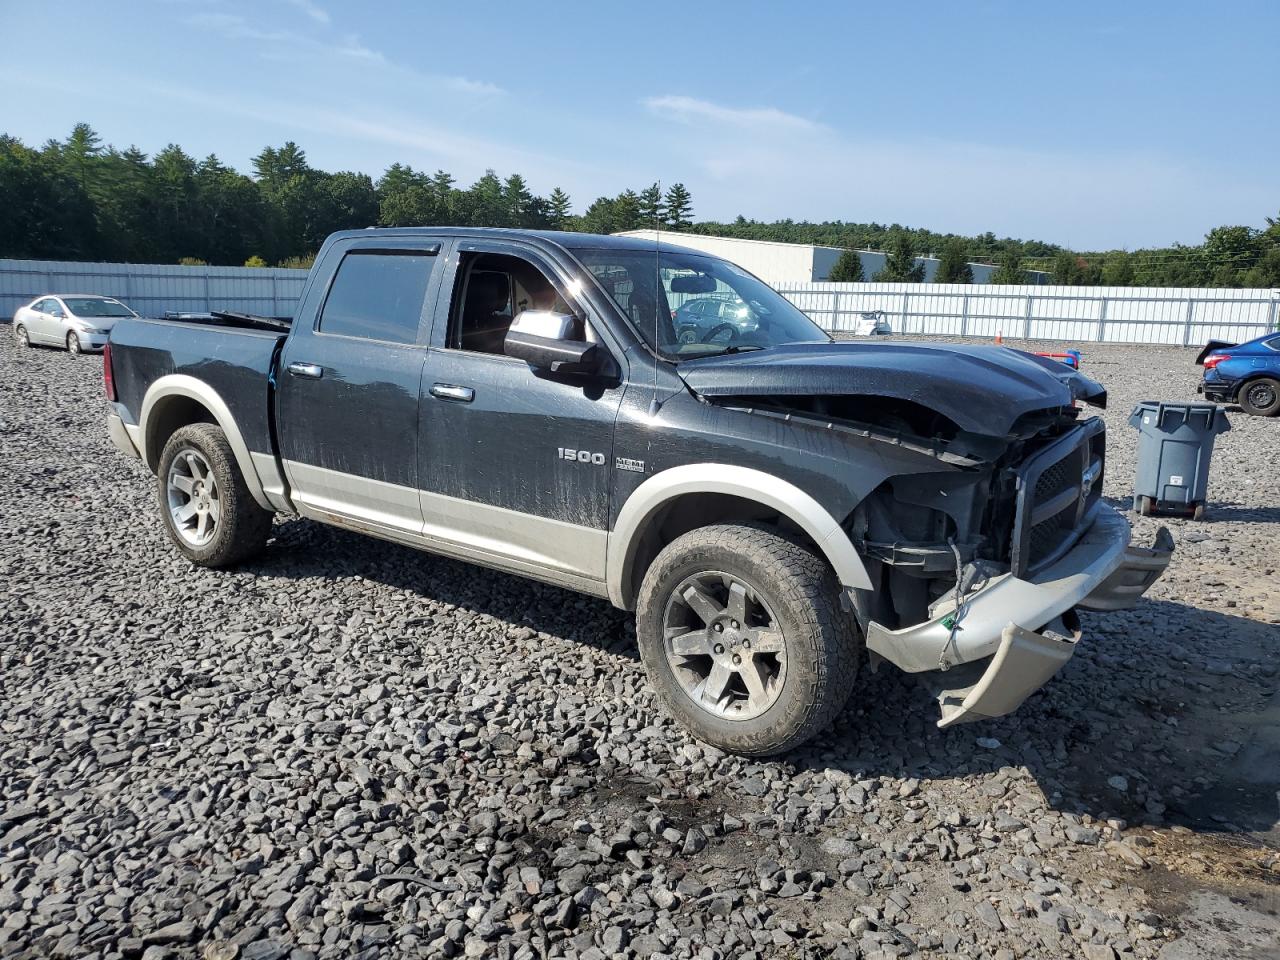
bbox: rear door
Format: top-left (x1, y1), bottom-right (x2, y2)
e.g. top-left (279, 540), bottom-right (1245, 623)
top-left (276, 237), bottom-right (443, 537)
top-left (416, 238), bottom-right (627, 586)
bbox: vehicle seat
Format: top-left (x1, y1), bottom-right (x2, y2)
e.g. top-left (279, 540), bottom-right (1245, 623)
top-left (460, 273), bottom-right (512, 354)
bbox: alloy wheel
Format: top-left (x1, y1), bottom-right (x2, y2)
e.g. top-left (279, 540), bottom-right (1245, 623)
top-left (662, 570), bottom-right (787, 720)
top-left (166, 448), bottom-right (220, 547)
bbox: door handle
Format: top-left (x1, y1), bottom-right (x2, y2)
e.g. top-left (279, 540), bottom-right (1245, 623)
top-left (430, 383), bottom-right (474, 403)
top-left (287, 361), bottom-right (324, 379)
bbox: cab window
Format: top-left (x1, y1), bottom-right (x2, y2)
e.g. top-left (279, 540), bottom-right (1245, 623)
top-left (318, 250), bottom-right (435, 344)
top-left (448, 252), bottom-right (577, 355)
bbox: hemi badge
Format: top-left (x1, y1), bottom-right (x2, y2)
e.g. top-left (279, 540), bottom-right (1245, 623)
top-left (616, 457), bottom-right (645, 473)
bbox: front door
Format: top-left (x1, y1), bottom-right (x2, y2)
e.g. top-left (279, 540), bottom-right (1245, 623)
top-left (417, 241), bottom-right (626, 585)
top-left (276, 238), bottom-right (442, 536)
top-left (31, 299), bottom-right (61, 344)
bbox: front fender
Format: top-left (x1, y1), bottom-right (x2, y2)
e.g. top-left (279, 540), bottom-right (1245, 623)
top-left (606, 463), bottom-right (872, 609)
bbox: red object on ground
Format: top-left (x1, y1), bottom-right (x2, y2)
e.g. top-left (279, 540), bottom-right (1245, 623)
top-left (1036, 350), bottom-right (1081, 369)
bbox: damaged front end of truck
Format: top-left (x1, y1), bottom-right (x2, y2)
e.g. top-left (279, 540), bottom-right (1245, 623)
top-left (681, 341), bottom-right (1174, 727)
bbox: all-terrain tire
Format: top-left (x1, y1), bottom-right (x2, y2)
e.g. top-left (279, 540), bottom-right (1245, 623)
top-left (157, 423), bottom-right (273, 567)
top-left (636, 523), bottom-right (860, 756)
top-left (1239, 377), bottom-right (1280, 417)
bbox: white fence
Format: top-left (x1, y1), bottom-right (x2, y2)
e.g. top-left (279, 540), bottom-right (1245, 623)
top-left (0, 259), bottom-right (309, 319)
top-left (777, 282), bottom-right (1280, 345)
top-left (3, 259), bottom-right (1277, 346)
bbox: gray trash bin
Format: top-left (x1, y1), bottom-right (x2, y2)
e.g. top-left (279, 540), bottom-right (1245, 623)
top-left (1128, 401), bottom-right (1230, 520)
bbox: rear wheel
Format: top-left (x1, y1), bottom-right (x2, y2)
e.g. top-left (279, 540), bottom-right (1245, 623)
top-left (1239, 377), bottom-right (1280, 417)
top-left (636, 524), bottom-right (860, 756)
top-left (1192, 503), bottom-right (1206, 521)
top-left (157, 423), bottom-right (273, 567)
top-left (15, 325), bottom-right (30, 347)
top-left (66, 332), bottom-right (82, 354)
top-left (1136, 495), bottom-right (1155, 516)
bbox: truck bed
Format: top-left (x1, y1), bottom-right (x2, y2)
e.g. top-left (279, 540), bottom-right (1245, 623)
top-left (108, 317), bottom-right (284, 459)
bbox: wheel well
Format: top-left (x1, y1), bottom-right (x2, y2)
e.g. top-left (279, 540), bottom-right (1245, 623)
top-left (622, 492), bottom-right (828, 609)
top-left (145, 396), bottom-right (217, 471)
top-left (1236, 372), bottom-right (1280, 396)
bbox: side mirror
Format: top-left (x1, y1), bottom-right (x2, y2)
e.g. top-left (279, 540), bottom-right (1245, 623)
top-left (504, 310), bottom-right (599, 374)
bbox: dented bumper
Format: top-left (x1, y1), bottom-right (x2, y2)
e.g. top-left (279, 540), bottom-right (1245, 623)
top-left (863, 503), bottom-right (1173, 726)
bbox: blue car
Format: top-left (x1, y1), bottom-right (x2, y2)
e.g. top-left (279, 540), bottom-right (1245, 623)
top-left (1197, 331), bottom-right (1280, 416)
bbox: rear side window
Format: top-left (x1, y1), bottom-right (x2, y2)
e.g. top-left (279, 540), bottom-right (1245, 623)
top-left (319, 250), bottom-right (435, 343)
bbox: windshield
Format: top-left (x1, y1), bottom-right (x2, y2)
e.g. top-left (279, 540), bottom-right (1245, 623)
top-left (573, 249), bottom-right (829, 359)
top-left (63, 297), bottom-right (134, 318)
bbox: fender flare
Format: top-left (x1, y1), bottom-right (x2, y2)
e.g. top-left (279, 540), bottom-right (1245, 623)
top-left (606, 463), bottom-right (871, 609)
top-left (138, 375), bottom-right (274, 512)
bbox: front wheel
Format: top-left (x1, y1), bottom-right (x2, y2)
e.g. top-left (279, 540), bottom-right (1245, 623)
top-left (1239, 377), bottom-right (1280, 417)
top-left (636, 524), bottom-right (860, 756)
top-left (66, 332), bottom-right (82, 354)
top-left (157, 423), bottom-right (273, 567)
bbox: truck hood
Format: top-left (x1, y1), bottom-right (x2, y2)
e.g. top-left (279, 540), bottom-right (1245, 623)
top-left (677, 340), bottom-right (1107, 436)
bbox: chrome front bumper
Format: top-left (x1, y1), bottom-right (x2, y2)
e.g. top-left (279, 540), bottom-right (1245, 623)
top-left (864, 503), bottom-right (1173, 727)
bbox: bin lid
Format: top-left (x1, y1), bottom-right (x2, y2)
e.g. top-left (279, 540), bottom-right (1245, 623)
top-left (1128, 400), bottom-right (1230, 434)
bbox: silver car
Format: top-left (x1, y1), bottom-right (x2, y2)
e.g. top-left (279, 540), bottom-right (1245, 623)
top-left (12, 294), bottom-right (139, 353)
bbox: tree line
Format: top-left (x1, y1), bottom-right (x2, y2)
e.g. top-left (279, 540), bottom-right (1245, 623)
top-left (2, 124), bottom-right (1276, 287)
top-left (0, 124), bottom-right (695, 268)
top-left (698, 214), bottom-right (1280, 287)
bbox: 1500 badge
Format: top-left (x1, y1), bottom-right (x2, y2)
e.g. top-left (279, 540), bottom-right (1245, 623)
top-left (557, 447), bottom-right (606, 465)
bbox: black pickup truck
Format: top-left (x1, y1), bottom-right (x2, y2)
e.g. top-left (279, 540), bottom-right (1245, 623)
top-left (105, 228), bottom-right (1173, 755)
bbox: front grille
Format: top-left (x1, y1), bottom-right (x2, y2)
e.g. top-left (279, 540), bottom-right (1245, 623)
top-left (1034, 460), bottom-right (1074, 502)
top-left (1010, 420), bottom-right (1105, 578)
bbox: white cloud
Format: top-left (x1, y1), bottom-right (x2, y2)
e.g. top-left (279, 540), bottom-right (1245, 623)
top-left (185, 12), bottom-right (503, 96)
top-left (642, 95), bottom-right (820, 132)
top-left (284, 0), bottom-right (330, 25)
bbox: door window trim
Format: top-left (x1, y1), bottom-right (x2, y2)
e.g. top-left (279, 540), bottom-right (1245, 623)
top-left (432, 239), bottom-right (624, 373)
top-left (311, 241), bottom-right (442, 347)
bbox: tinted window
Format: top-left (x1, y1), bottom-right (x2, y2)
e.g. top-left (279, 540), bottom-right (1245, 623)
top-left (576, 249), bottom-right (828, 360)
top-left (63, 297), bottom-right (134, 318)
top-left (319, 251), bottom-right (435, 343)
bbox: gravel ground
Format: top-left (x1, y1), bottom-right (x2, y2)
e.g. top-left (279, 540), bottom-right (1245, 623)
top-left (1, 333), bottom-right (1277, 960)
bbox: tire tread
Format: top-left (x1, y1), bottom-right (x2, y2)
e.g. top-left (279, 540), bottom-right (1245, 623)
top-left (636, 523), bottom-right (860, 756)
top-left (157, 423), bottom-right (272, 567)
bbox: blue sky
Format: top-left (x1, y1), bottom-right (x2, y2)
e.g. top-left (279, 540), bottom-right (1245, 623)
top-left (3, 0), bottom-right (1277, 249)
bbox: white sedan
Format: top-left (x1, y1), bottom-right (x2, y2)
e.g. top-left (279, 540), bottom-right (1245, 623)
top-left (12, 294), bottom-right (139, 353)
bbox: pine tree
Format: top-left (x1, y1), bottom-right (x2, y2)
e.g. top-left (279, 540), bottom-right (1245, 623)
top-left (502, 174), bottom-right (532, 226)
top-left (664, 182), bottom-right (692, 230)
top-left (989, 250), bottom-right (1026, 284)
top-left (638, 182), bottom-right (665, 226)
top-left (873, 235), bottom-right (925, 282)
top-left (827, 248), bottom-right (865, 282)
top-left (1100, 250), bottom-right (1135, 285)
top-left (548, 187), bottom-right (571, 228)
top-left (934, 240), bottom-right (973, 283)
top-left (612, 190), bottom-right (641, 232)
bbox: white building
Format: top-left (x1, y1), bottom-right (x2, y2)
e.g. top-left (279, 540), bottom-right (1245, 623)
top-left (613, 230), bottom-right (1047, 285)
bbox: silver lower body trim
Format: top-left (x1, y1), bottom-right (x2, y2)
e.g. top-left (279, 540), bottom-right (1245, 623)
top-left (107, 413), bottom-right (141, 459)
top-left (282, 459), bottom-right (608, 592)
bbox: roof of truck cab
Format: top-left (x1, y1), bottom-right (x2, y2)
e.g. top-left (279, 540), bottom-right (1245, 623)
top-left (325, 226), bottom-right (704, 255)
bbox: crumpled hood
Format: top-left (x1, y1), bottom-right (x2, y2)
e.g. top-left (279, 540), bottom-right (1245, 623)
top-left (678, 340), bottom-right (1107, 436)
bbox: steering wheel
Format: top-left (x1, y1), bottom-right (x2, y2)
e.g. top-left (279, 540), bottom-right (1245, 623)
top-left (701, 322), bottom-right (741, 344)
